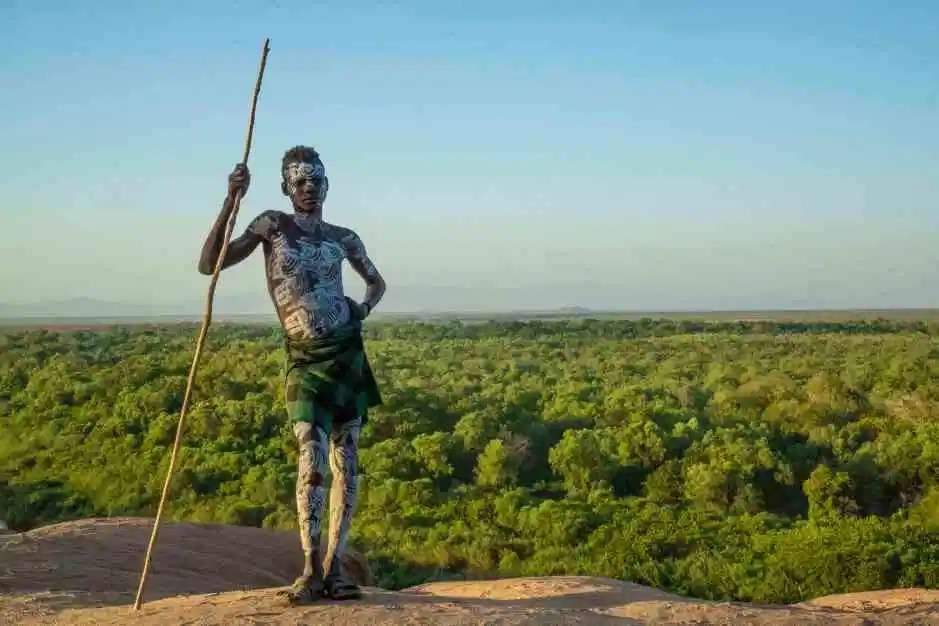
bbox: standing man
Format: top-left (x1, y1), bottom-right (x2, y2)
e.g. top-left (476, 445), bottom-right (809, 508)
top-left (198, 146), bottom-right (385, 603)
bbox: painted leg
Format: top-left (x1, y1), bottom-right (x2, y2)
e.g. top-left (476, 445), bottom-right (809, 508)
top-left (323, 416), bottom-right (363, 600)
top-left (281, 421), bottom-right (329, 604)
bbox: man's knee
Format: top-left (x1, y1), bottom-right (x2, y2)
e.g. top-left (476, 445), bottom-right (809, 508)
top-left (294, 422), bottom-right (328, 484)
top-left (329, 418), bottom-right (361, 485)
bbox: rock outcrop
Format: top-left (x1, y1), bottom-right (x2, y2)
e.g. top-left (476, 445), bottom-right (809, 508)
top-left (2, 517), bottom-right (937, 625)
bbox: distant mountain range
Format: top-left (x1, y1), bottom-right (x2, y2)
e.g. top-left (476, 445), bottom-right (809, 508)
top-left (2, 291), bottom-right (934, 321)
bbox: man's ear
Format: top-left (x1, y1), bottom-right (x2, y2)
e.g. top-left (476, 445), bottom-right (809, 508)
top-left (281, 181), bottom-right (289, 196)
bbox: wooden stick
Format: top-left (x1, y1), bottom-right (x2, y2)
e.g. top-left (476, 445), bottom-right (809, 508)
top-left (132, 37), bottom-right (271, 612)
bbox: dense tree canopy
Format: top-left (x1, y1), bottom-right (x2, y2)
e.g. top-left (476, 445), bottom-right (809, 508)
top-left (1, 317), bottom-right (937, 602)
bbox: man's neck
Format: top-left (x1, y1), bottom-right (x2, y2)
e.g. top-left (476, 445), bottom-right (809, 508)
top-left (292, 209), bottom-right (322, 231)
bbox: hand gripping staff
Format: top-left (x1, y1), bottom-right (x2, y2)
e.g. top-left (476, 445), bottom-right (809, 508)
top-left (133, 37), bottom-right (271, 612)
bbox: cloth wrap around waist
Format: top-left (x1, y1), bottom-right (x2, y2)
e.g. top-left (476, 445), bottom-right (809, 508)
top-left (283, 315), bottom-right (382, 432)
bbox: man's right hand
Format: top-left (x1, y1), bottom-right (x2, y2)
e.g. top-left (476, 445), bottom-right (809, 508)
top-left (228, 163), bottom-right (251, 198)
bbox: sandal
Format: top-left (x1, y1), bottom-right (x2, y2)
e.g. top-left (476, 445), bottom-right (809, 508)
top-left (324, 574), bottom-right (361, 600)
top-left (279, 575), bottom-right (326, 605)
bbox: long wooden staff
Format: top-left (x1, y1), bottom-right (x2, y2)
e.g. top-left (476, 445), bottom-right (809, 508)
top-left (133, 37), bottom-right (271, 612)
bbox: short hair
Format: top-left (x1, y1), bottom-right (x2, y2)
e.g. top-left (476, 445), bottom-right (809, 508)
top-left (281, 145), bottom-right (322, 180)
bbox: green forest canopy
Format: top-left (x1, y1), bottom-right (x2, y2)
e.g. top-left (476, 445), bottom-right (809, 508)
top-left (2, 316), bottom-right (938, 603)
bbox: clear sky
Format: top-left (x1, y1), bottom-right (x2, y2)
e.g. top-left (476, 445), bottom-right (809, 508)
top-left (2, 0), bottom-right (937, 313)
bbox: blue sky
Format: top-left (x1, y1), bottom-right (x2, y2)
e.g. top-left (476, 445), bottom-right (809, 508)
top-left (2, 1), bottom-right (937, 312)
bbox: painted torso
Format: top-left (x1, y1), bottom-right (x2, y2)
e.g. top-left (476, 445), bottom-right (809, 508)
top-left (246, 211), bottom-right (359, 340)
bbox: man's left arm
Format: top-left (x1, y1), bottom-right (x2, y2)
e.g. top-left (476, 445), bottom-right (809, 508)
top-left (344, 231), bottom-right (386, 318)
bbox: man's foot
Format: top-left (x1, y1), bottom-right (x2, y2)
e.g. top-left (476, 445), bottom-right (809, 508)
top-left (278, 575), bottom-right (325, 605)
top-left (324, 574), bottom-right (361, 600)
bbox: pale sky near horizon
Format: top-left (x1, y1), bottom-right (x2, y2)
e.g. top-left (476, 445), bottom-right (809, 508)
top-left (2, 1), bottom-right (937, 312)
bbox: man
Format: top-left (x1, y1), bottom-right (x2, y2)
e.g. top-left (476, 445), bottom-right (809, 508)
top-left (198, 146), bottom-right (385, 603)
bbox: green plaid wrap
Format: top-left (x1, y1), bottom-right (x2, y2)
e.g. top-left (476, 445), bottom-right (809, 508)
top-left (284, 316), bottom-right (382, 433)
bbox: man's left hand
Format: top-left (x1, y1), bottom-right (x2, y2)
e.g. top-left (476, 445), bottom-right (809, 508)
top-left (350, 301), bottom-right (370, 320)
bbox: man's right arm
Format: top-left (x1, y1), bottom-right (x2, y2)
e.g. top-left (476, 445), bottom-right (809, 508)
top-left (197, 164), bottom-right (264, 275)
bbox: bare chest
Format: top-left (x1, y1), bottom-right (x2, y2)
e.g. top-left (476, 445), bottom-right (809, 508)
top-left (267, 232), bottom-right (347, 281)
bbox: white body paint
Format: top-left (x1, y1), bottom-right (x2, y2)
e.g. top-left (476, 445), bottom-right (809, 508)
top-left (248, 212), bottom-right (366, 340)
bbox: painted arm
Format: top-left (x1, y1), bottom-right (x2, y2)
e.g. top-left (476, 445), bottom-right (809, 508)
top-left (344, 231), bottom-right (386, 317)
top-left (197, 164), bottom-right (266, 275)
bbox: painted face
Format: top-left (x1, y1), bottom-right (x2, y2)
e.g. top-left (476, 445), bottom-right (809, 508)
top-left (284, 159), bottom-right (328, 211)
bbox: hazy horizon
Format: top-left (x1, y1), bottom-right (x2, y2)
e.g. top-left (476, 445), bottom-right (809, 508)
top-left (2, 291), bottom-right (937, 319)
top-left (3, 2), bottom-right (938, 313)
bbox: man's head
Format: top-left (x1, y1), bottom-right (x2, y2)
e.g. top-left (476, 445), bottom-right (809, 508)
top-left (281, 145), bottom-right (328, 213)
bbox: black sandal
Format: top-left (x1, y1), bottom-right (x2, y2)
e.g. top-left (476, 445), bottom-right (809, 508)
top-left (324, 574), bottom-right (361, 600)
top-left (279, 575), bottom-right (326, 605)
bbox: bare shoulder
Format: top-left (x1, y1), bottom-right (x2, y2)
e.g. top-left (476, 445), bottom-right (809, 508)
top-left (323, 221), bottom-right (364, 248)
top-left (326, 221), bottom-right (381, 278)
top-left (322, 220), bottom-right (356, 238)
top-left (257, 209), bottom-right (288, 222)
top-left (246, 209), bottom-right (286, 239)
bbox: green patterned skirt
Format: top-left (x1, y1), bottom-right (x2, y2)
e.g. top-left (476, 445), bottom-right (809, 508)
top-left (283, 317), bottom-right (382, 433)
